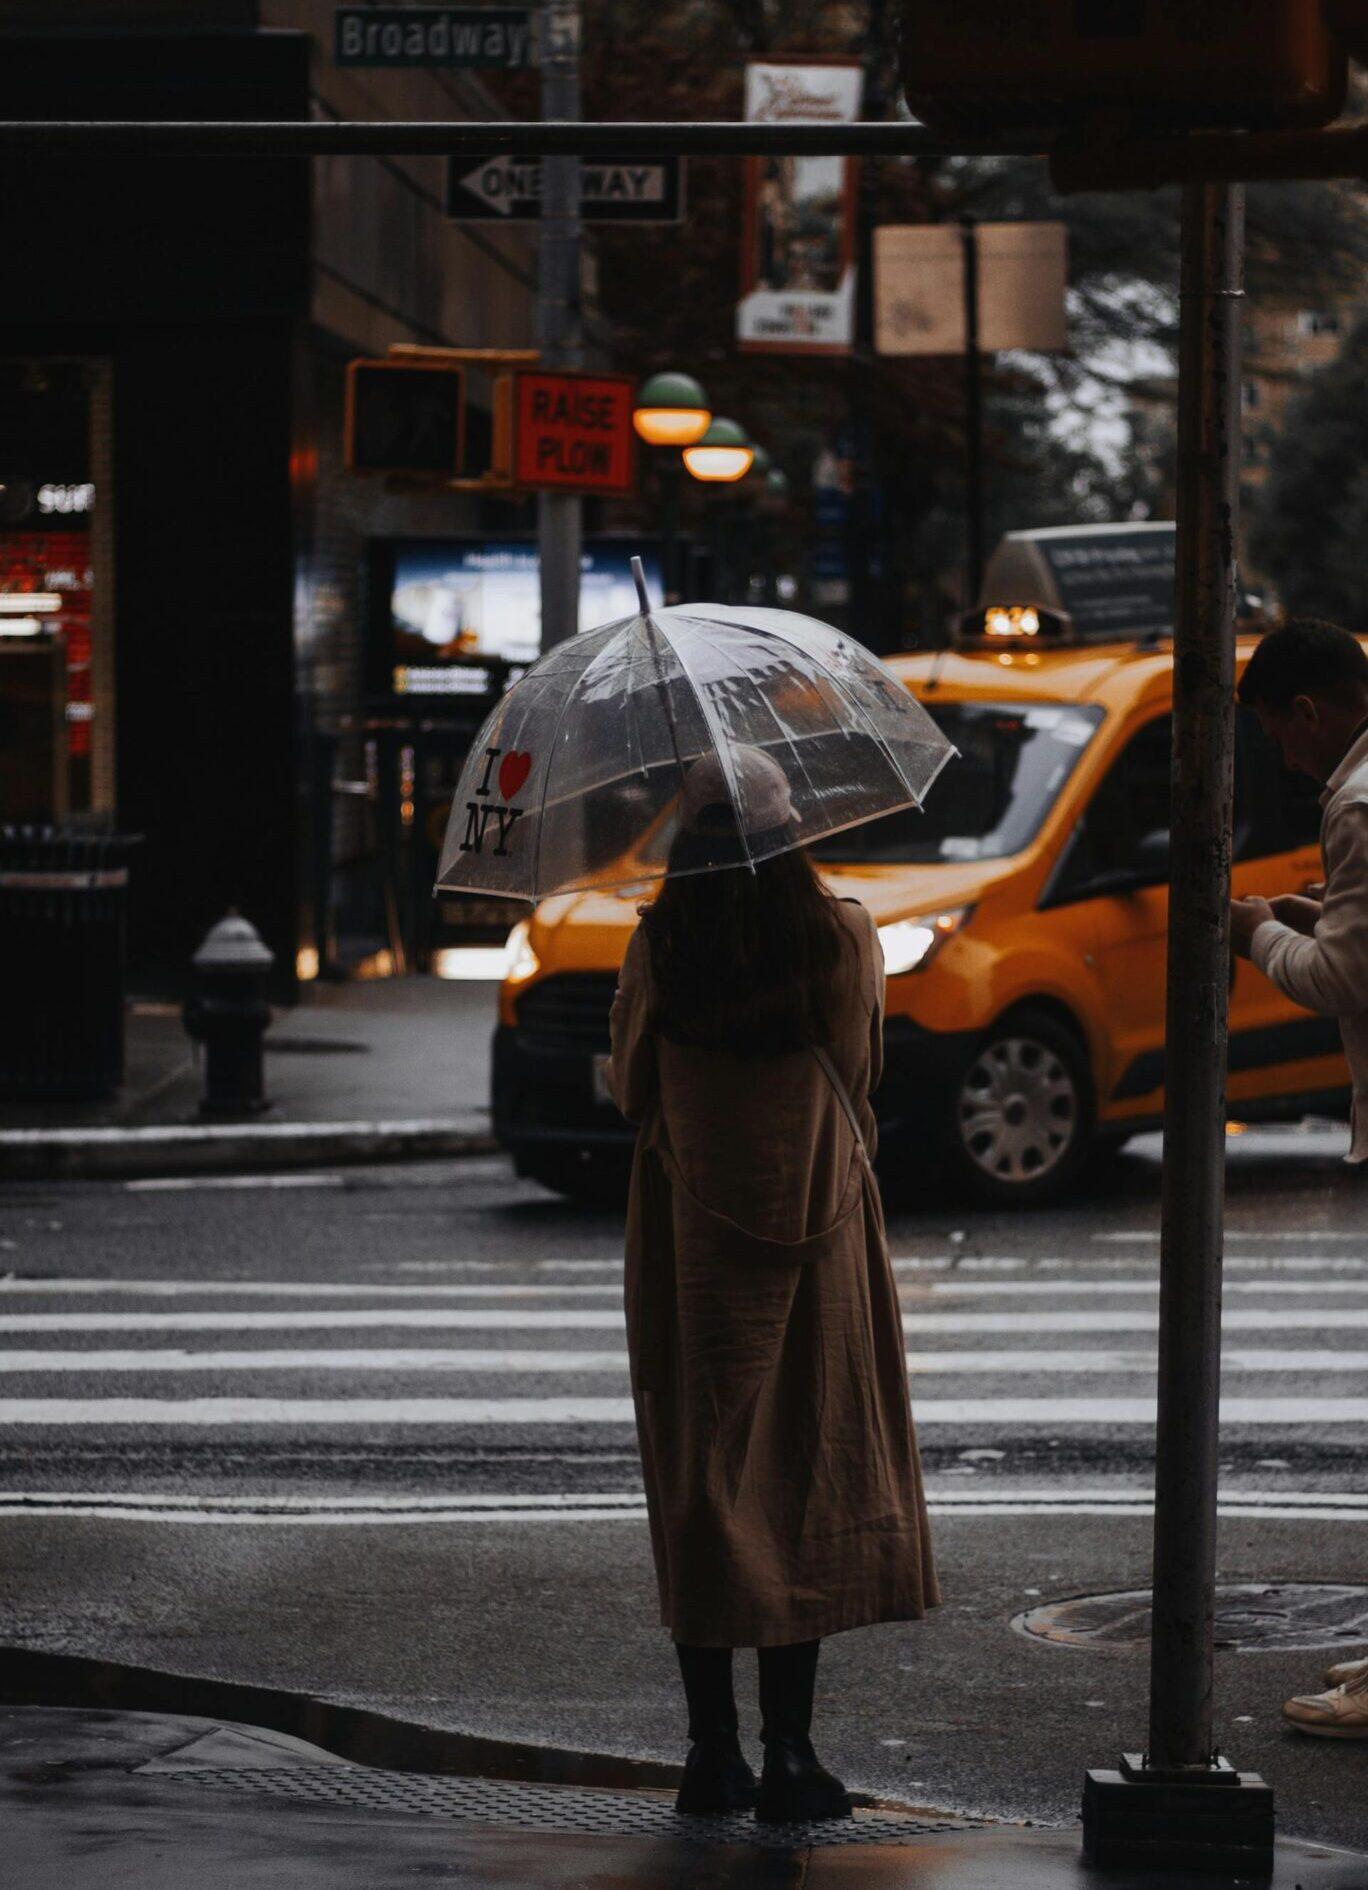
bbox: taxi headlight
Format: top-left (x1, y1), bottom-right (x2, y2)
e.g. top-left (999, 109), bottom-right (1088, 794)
top-left (502, 920), bottom-right (540, 984)
top-left (877, 907), bottom-right (972, 976)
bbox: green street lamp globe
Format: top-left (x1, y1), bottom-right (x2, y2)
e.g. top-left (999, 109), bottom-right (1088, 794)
top-left (746, 444), bottom-right (773, 480)
top-left (633, 371), bottom-right (712, 448)
top-left (684, 416), bottom-right (755, 484)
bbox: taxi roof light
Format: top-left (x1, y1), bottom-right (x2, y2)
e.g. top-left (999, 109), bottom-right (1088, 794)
top-left (957, 603), bottom-right (1075, 650)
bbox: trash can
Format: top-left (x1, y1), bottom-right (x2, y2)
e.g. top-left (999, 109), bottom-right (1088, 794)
top-left (0, 825), bottom-right (140, 1101)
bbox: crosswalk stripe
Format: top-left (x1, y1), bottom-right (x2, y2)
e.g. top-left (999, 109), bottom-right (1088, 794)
top-left (11, 1486), bottom-right (1368, 1513)
top-left (917, 1281), bottom-right (1368, 1296)
top-left (907, 1309), bottom-right (1367, 1332)
top-left (392, 1255), bottom-right (1368, 1275)
top-left (13, 1270), bottom-right (1368, 1300)
top-left (3, 1308), bottom-right (1365, 1334)
top-left (0, 1311), bottom-right (623, 1332)
top-left (4, 1346), bottom-right (1368, 1375)
top-left (1096, 1231), bottom-right (1361, 1243)
top-left (6, 1274), bottom-right (1368, 1299)
top-left (0, 1279), bottom-right (624, 1300)
top-left (125, 1174), bottom-right (348, 1193)
top-left (0, 1490), bottom-right (1365, 1525)
top-left (0, 1348), bottom-right (632, 1373)
top-left (1, 1395), bottom-right (1367, 1424)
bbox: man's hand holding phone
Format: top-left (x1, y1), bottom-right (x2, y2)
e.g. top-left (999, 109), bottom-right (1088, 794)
top-left (1267, 894), bottom-right (1323, 937)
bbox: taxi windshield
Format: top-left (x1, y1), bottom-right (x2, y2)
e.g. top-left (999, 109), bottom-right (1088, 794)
top-left (811, 700), bottom-right (1104, 865)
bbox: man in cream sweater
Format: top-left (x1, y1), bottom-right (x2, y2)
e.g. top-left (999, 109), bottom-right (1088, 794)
top-left (1230, 618), bottom-right (1368, 1738)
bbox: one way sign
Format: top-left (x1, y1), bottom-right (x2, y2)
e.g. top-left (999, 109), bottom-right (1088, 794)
top-left (446, 154), bottom-right (686, 223)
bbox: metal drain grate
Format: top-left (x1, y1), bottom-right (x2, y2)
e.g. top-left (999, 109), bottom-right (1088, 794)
top-left (155, 1764), bottom-right (977, 1847)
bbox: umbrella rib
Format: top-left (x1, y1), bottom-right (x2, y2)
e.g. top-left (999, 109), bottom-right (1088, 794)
top-left (624, 623), bottom-right (650, 785)
top-left (678, 608), bottom-right (936, 808)
top-left (646, 611), bottom-right (757, 871)
top-left (530, 659), bottom-right (591, 902)
top-left (640, 612), bottom-right (687, 779)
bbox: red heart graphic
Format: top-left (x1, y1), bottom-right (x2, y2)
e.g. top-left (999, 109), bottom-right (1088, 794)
top-left (498, 751), bottom-right (532, 800)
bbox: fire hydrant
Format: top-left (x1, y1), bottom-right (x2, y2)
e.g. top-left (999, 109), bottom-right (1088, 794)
top-left (183, 912), bottom-right (274, 1117)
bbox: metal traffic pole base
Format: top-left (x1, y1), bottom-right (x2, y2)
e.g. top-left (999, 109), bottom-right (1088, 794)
top-left (1080, 176), bottom-right (1274, 1880)
top-left (1082, 1757), bottom-right (1273, 1876)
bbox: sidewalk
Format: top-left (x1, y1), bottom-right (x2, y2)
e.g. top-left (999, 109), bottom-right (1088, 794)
top-left (0, 976), bottom-right (500, 1180)
top-left (7, 1701), bottom-right (1366, 1890)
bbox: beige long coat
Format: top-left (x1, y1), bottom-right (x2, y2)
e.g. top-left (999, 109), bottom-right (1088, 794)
top-left (606, 896), bottom-right (940, 1648)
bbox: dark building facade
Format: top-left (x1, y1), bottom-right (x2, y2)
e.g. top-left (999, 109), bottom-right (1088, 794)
top-left (0, 3), bottom-right (540, 993)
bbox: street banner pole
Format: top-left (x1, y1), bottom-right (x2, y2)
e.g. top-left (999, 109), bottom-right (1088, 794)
top-left (536, 0), bottom-right (582, 651)
top-left (847, 0), bottom-right (884, 648)
top-left (1083, 179), bottom-right (1272, 1875)
top-left (1148, 178), bottom-right (1244, 1771)
top-left (959, 215), bottom-right (984, 609)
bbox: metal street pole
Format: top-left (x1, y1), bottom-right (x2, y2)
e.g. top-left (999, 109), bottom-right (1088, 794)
top-left (845, 0), bottom-right (882, 647)
top-left (1083, 180), bottom-right (1272, 1876)
top-left (659, 453), bottom-right (683, 605)
top-left (537, 0), bottom-right (582, 652)
top-left (960, 216), bottom-right (984, 608)
top-left (1148, 177), bottom-right (1244, 1772)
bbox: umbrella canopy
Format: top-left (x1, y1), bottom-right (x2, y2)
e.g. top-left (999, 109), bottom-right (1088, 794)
top-left (435, 579), bottom-right (955, 903)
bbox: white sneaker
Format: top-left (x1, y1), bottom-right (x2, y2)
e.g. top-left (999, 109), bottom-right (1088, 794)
top-left (1284, 1667), bottom-right (1368, 1739)
top-left (1323, 1653), bottom-right (1368, 1688)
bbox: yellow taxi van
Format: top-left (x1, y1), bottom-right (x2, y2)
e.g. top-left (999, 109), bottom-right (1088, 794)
top-left (493, 523), bottom-right (1352, 1206)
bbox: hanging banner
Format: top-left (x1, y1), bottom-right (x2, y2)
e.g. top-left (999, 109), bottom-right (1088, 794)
top-left (874, 223), bottom-right (1069, 356)
top-left (737, 59), bottom-right (863, 357)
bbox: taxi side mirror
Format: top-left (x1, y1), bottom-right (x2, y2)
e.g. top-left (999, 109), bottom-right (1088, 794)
top-left (1132, 829), bottom-right (1171, 880)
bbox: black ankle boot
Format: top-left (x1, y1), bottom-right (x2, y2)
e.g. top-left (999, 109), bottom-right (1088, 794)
top-left (675, 1731), bottom-right (759, 1814)
top-left (755, 1734), bottom-right (853, 1824)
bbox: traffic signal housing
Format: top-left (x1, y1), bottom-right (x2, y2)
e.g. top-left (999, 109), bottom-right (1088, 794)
top-left (344, 358), bottom-right (466, 478)
top-left (900, 1), bottom-right (1348, 135)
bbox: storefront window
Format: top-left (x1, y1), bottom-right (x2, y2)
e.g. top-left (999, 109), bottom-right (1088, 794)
top-left (0, 360), bottom-right (101, 821)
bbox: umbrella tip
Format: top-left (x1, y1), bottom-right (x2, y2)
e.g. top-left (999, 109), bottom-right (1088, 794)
top-left (630, 556), bottom-right (651, 614)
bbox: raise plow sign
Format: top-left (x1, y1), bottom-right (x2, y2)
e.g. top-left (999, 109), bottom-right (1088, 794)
top-left (512, 371), bottom-right (637, 496)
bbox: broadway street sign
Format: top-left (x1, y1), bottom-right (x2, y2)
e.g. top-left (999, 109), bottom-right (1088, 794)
top-left (335, 7), bottom-right (536, 69)
top-left (446, 153), bottom-right (686, 221)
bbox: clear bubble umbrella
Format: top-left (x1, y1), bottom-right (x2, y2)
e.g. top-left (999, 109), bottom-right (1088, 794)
top-left (435, 560), bottom-right (955, 902)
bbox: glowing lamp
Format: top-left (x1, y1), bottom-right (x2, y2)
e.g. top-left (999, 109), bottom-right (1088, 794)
top-left (683, 417), bottom-right (754, 484)
top-left (632, 371), bottom-right (712, 448)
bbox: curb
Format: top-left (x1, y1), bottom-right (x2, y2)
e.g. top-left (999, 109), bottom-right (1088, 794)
top-left (0, 1646), bottom-right (685, 1793)
top-left (0, 1117), bottom-right (498, 1181)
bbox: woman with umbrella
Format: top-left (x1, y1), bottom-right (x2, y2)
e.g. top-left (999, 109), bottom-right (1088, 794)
top-left (437, 566), bottom-right (951, 1826)
top-left (608, 743), bottom-right (940, 1823)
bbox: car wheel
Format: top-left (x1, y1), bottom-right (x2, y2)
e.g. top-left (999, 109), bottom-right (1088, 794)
top-left (944, 1008), bottom-right (1093, 1207)
top-left (516, 1146), bottom-right (629, 1208)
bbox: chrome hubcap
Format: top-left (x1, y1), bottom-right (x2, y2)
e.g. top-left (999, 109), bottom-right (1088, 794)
top-left (957, 1036), bottom-right (1079, 1184)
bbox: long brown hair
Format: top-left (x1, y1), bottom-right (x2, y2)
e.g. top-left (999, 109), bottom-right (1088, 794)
top-left (638, 827), bottom-right (851, 1058)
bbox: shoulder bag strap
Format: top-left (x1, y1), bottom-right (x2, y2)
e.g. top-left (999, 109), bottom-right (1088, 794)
top-left (810, 1043), bottom-right (871, 1168)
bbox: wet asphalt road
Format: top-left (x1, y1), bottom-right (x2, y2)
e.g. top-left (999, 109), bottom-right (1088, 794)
top-left (0, 1130), bottom-right (1365, 1850)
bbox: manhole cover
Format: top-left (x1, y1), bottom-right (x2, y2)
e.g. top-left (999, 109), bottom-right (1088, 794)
top-left (1014, 1583), bottom-right (1368, 1653)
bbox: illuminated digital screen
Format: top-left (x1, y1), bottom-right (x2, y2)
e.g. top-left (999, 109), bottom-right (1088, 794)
top-left (379, 536), bottom-right (662, 696)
